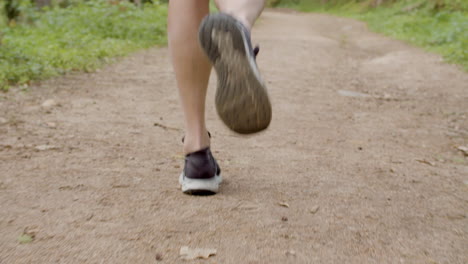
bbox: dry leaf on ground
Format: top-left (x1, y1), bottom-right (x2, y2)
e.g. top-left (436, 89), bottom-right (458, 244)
top-left (310, 205), bottom-right (320, 214)
top-left (416, 159), bottom-right (435, 166)
top-left (41, 99), bottom-right (57, 108)
top-left (179, 246), bottom-right (216, 260)
top-left (18, 234), bottom-right (33, 244)
top-left (35, 145), bottom-right (59, 151)
top-left (456, 146), bottom-right (468, 156)
top-left (338, 90), bottom-right (371, 98)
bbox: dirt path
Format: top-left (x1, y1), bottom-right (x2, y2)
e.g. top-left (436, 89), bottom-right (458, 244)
top-left (1, 10), bottom-right (467, 264)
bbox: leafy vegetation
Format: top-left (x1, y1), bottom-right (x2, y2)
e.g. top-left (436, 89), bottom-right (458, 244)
top-left (0, 0), bottom-right (167, 90)
top-left (271, 0), bottom-right (468, 70)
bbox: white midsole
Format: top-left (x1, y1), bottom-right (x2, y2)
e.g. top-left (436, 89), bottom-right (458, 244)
top-left (179, 173), bottom-right (222, 193)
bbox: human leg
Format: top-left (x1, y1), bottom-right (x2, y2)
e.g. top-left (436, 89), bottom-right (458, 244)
top-left (214, 0), bottom-right (266, 29)
top-left (198, 0), bottom-right (272, 134)
top-left (168, 0), bottom-right (211, 154)
top-left (168, 1), bottom-right (222, 194)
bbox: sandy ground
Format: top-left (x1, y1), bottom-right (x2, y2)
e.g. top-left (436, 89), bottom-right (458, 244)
top-left (1, 10), bottom-right (467, 264)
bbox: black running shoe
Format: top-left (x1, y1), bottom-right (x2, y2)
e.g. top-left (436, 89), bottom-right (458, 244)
top-left (198, 13), bottom-right (272, 134)
top-left (179, 147), bottom-right (222, 195)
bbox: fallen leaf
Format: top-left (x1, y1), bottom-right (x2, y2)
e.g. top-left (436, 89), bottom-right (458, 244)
top-left (285, 250), bottom-right (296, 256)
top-left (86, 214), bottom-right (94, 221)
top-left (309, 205), bottom-right (320, 214)
top-left (46, 122), bottom-right (57, 128)
top-left (172, 154), bottom-right (185, 160)
top-left (0, 144), bottom-right (13, 150)
top-left (447, 213), bottom-right (466, 220)
top-left (232, 201), bottom-right (259, 211)
top-left (18, 234), bottom-right (33, 244)
top-left (35, 145), bottom-right (58, 151)
top-left (375, 93), bottom-right (400, 101)
top-left (153, 122), bottom-right (181, 131)
top-left (111, 184), bottom-right (130, 188)
top-left (179, 246), bottom-right (216, 260)
top-left (41, 99), bottom-right (57, 108)
top-left (278, 202), bottom-right (290, 208)
top-left (456, 146), bottom-right (468, 157)
top-left (24, 226), bottom-right (39, 238)
top-left (281, 216), bottom-right (288, 222)
top-left (416, 159), bottom-right (435, 166)
top-left (381, 93), bottom-right (393, 100)
top-left (338, 90), bottom-right (371, 98)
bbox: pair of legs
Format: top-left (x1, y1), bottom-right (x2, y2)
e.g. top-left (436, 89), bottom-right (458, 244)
top-left (168, 0), bottom-right (266, 154)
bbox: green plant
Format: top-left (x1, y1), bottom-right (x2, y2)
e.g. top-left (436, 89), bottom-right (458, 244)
top-left (0, 0), bottom-right (168, 90)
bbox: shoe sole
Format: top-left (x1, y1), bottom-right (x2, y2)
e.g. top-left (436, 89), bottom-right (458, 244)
top-left (199, 13), bottom-right (272, 134)
top-left (179, 173), bottom-right (222, 195)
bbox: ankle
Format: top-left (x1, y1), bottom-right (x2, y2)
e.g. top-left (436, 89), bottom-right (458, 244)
top-left (183, 131), bottom-right (210, 154)
top-left (223, 12), bottom-right (252, 30)
top-left (236, 16), bottom-right (252, 30)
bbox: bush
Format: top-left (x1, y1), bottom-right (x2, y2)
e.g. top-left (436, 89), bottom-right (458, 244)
top-left (0, 0), bottom-right (167, 90)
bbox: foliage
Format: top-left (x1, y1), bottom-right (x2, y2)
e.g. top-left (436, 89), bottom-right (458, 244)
top-left (357, 2), bottom-right (467, 70)
top-left (272, 0), bottom-right (468, 70)
top-left (0, 0), bottom-right (167, 90)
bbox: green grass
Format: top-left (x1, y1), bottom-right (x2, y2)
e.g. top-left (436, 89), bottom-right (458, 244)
top-left (0, 0), bottom-right (167, 90)
top-left (276, 0), bottom-right (468, 70)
